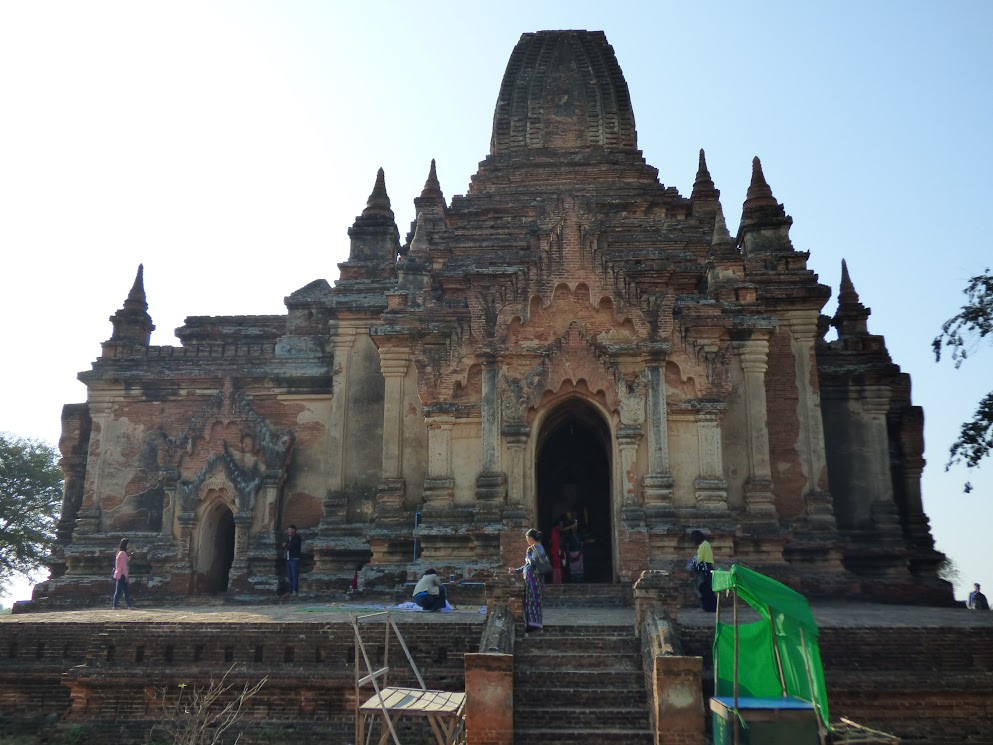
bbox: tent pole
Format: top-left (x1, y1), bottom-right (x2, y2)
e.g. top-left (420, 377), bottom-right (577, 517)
top-left (770, 614), bottom-right (787, 696)
top-left (713, 590), bottom-right (721, 693)
top-left (800, 628), bottom-right (829, 744)
top-left (734, 589), bottom-right (740, 745)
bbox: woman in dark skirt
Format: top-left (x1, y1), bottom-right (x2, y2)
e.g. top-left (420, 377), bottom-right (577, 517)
top-left (509, 528), bottom-right (548, 632)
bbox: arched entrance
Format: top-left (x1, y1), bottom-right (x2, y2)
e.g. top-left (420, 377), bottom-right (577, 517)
top-left (194, 502), bottom-right (236, 593)
top-left (535, 398), bottom-right (613, 582)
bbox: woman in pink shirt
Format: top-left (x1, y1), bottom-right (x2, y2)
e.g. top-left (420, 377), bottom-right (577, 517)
top-left (112, 538), bottom-right (134, 609)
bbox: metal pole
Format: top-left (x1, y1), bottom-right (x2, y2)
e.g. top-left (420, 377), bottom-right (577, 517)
top-left (714, 590), bottom-right (721, 693)
top-left (413, 511), bottom-right (420, 563)
top-left (734, 589), bottom-right (740, 745)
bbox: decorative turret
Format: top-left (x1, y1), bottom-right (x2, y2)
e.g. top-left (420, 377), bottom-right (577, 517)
top-left (404, 159), bottom-right (448, 251)
top-left (736, 156), bottom-right (794, 255)
top-left (831, 259), bottom-right (871, 337)
top-left (393, 213), bottom-right (433, 306)
top-left (346, 168), bottom-right (401, 264)
top-left (415, 159), bottom-right (446, 218)
top-left (107, 264), bottom-right (155, 347)
top-left (742, 156), bottom-right (778, 209)
top-left (711, 202), bottom-right (734, 253)
top-left (691, 148), bottom-right (721, 217)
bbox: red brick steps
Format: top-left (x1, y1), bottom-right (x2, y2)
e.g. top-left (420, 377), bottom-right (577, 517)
top-left (512, 621), bottom-right (652, 745)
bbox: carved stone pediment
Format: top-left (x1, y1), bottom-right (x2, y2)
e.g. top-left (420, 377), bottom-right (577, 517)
top-left (160, 380), bottom-right (294, 515)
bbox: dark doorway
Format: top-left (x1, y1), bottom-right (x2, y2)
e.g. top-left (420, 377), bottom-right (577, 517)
top-left (536, 399), bottom-right (613, 582)
top-left (196, 504), bottom-right (236, 593)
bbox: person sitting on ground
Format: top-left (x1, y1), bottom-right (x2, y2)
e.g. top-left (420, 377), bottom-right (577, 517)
top-left (412, 568), bottom-right (448, 611)
top-left (968, 582), bottom-right (990, 610)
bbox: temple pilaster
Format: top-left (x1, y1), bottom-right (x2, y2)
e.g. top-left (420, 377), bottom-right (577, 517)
top-left (475, 351), bottom-right (506, 507)
top-left (642, 359), bottom-right (674, 508)
top-left (376, 347), bottom-right (411, 519)
top-left (423, 413), bottom-right (455, 510)
top-left (734, 335), bottom-right (776, 516)
top-left (694, 406), bottom-right (728, 510)
top-left (783, 312), bottom-right (836, 527)
top-left (325, 321), bottom-right (360, 521)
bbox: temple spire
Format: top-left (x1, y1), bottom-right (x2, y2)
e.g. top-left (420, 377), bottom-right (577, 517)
top-left (736, 155), bottom-right (793, 254)
top-left (692, 149), bottom-right (717, 198)
top-left (107, 264), bottom-right (155, 347)
top-left (125, 264), bottom-right (148, 311)
top-left (743, 156), bottom-right (778, 210)
top-left (414, 159), bottom-right (446, 218)
top-left (832, 259), bottom-right (871, 336)
top-left (346, 168), bottom-right (401, 265)
top-left (712, 203), bottom-right (734, 251)
top-left (691, 148), bottom-right (721, 219)
top-left (421, 159), bottom-right (442, 199)
top-left (839, 258), bottom-right (860, 304)
top-left (408, 212), bottom-right (429, 259)
top-left (362, 167), bottom-right (394, 219)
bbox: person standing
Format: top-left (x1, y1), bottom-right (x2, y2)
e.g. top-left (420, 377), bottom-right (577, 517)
top-left (564, 514), bottom-right (583, 582)
top-left (112, 538), bottom-right (134, 610)
top-left (549, 517), bottom-right (565, 585)
top-left (691, 530), bottom-right (717, 612)
top-left (412, 568), bottom-right (448, 611)
top-left (283, 525), bottom-right (302, 596)
top-left (968, 582), bottom-right (990, 610)
top-left (509, 528), bottom-right (548, 633)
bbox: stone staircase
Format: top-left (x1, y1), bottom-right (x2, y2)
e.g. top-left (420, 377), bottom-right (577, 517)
top-left (512, 585), bottom-right (653, 744)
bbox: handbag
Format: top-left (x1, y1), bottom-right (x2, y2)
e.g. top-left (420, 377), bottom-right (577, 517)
top-left (531, 547), bottom-right (553, 576)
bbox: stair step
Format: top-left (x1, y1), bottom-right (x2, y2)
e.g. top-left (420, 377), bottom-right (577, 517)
top-left (542, 583), bottom-right (634, 608)
top-left (515, 635), bottom-right (640, 654)
top-left (515, 651), bottom-right (641, 671)
top-left (514, 728), bottom-right (654, 745)
top-left (514, 680), bottom-right (648, 715)
top-left (522, 623), bottom-right (633, 635)
top-left (515, 669), bottom-right (645, 689)
top-left (515, 706), bottom-right (651, 729)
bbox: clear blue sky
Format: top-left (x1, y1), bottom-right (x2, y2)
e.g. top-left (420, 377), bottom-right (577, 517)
top-left (2, 1), bottom-right (991, 604)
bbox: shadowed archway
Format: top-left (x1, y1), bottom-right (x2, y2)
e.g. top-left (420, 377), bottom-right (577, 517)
top-left (535, 398), bottom-right (613, 582)
top-left (194, 502), bottom-right (236, 593)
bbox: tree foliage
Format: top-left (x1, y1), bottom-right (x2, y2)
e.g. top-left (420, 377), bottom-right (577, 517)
top-left (933, 269), bottom-right (993, 491)
top-left (0, 433), bottom-right (63, 593)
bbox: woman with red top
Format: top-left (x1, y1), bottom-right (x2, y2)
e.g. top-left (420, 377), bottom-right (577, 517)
top-left (112, 538), bottom-right (134, 609)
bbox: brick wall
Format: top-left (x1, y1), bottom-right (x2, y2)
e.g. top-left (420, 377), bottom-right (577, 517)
top-left (1, 619), bottom-right (482, 744)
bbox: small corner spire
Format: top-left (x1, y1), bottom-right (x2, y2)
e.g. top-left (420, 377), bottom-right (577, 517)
top-left (125, 264), bottom-right (148, 310)
top-left (832, 258), bottom-right (870, 336)
top-left (108, 263), bottom-right (155, 347)
top-left (743, 156), bottom-right (778, 209)
top-left (421, 159), bottom-right (442, 198)
top-left (362, 167), bottom-right (394, 218)
top-left (839, 258), bottom-right (859, 303)
top-left (712, 204), bottom-right (733, 250)
top-left (408, 212), bottom-right (429, 258)
top-left (691, 148), bottom-right (719, 203)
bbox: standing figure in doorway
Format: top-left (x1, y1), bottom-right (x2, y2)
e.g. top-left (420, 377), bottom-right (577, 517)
top-left (509, 528), bottom-right (548, 632)
top-left (564, 514), bottom-right (583, 582)
top-left (283, 525), bottom-right (302, 596)
top-left (549, 516), bottom-right (565, 584)
top-left (112, 538), bottom-right (134, 610)
top-left (690, 530), bottom-right (717, 612)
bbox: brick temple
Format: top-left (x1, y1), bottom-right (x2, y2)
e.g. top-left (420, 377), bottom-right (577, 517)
top-left (35, 29), bottom-right (950, 608)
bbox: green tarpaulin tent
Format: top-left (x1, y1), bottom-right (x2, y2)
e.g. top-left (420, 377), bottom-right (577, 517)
top-left (711, 565), bottom-right (830, 733)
